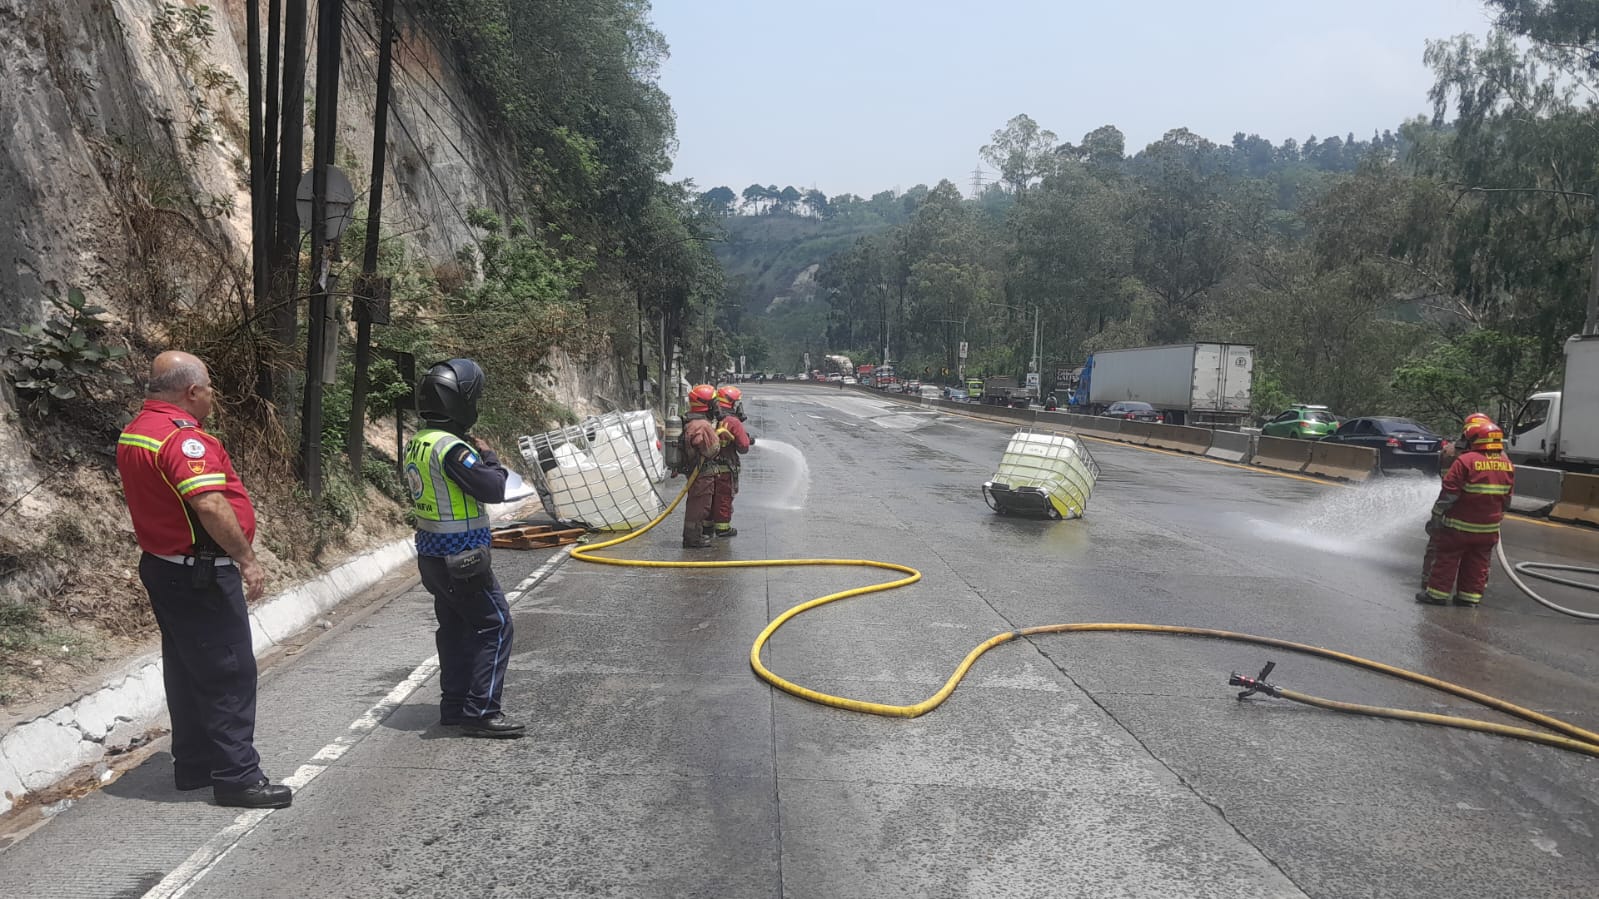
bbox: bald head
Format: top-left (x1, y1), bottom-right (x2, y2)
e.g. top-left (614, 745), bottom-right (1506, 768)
top-left (147, 351), bottom-right (215, 419)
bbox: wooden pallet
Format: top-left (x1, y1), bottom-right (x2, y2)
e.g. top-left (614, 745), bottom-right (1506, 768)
top-left (491, 524), bottom-right (586, 550)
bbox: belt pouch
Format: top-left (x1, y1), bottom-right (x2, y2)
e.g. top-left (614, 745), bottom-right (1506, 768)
top-left (444, 545), bottom-right (491, 582)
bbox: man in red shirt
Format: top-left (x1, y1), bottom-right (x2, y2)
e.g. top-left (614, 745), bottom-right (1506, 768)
top-left (1418, 418), bottom-right (1515, 607)
top-left (116, 351), bottom-right (290, 809)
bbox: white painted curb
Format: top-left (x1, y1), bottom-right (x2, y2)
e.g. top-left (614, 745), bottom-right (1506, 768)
top-left (0, 537), bottom-right (418, 817)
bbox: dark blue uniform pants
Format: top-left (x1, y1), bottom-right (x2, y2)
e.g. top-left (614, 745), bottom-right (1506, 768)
top-left (417, 553), bottom-right (513, 722)
top-left (139, 554), bottom-right (263, 788)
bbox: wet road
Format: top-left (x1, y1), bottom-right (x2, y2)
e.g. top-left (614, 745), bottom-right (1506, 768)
top-left (4, 384), bottom-right (1599, 898)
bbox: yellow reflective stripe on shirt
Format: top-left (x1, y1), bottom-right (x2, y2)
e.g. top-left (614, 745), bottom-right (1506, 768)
top-left (118, 433), bottom-right (163, 452)
top-left (1462, 484), bottom-right (1511, 494)
top-left (1443, 517), bottom-right (1501, 534)
top-left (175, 473), bottom-right (228, 495)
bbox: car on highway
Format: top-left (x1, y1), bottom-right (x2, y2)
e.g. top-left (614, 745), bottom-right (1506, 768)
top-left (1320, 416), bottom-right (1444, 474)
top-left (841, 376), bottom-right (858, 385)
top-left (1103, 401), bottom-right (1164, 423)
top-left (1261, 405), bottom-right (1338, 439)
top-left (826, 373), bottom-right (843, 382)
top-left (945, 386), bottom-right (968, 401)
top-left (918, 385), bottom-right (941, 400)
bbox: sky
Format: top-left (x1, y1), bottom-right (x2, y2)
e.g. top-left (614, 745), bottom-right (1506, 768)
top-left (649, 0), bottom-right (1496, 199)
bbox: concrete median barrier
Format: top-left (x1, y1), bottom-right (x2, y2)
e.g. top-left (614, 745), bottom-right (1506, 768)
top-left (1509, 466), bottom-right (1564, 517)
top-left (1206, 430), bottom-right (1253, 463)
top-left (1550, 472), bottom-right (1599, 527)
top-left (1305, 441), bottom-right (1379, 481)
top-left (1252, 435), bottom-right (1312, 474)
top-left (1075, 417), bottom-right (1123, 439)
top-left (1118, 421), bottom-right (1156, 446)
top-left (1144, 423), bottom-right (1214, 455)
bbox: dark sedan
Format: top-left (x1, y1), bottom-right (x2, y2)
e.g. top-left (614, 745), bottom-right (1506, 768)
top-left (1321, 416), bottom-right (1443, 474)
top-left (1103, 401), bottom-right (1165, 423)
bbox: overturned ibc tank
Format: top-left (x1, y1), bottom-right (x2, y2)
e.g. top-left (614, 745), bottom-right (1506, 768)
top-left (982, 429), bottom-right (1100, 519)
top-left (518, 410), bottom-right (666, 531)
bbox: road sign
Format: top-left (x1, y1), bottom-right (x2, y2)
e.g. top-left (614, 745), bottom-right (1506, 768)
top-left (739, 354), bottom-right (746, 372)
top-left (803, 352), bottom-right (810, 370)
top-left (958, 341), bottom-right (968, 359)
top-left (296, 165), bottom-right (356, 240)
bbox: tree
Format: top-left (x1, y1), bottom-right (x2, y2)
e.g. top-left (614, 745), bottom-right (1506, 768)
top-left (699, 185), bottom-right (737, 216)
top-left (980, 114), bottom-right (1059, 197)
top-left (802, 188), bottom-right (830, 218)
top-left (778, 185), bottom-right (802, 214)
top-left (741, 183), bottom-right (772, 214)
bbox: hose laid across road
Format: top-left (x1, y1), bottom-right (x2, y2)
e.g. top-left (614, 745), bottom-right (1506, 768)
top-left (1496, 542), bottom-right (1599, 620)
top-left (568, 468), bottom-right (1599, 757)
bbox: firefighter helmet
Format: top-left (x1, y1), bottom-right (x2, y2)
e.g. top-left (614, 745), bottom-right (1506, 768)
top-left (1464, 411), bottom-right (1491, 429)
top-left (717, 385), bottom-right (742, 409)
top-left (416, 358), bottom-right (485, 430)
top-left (688, 384), bottom-right (718, 414)
top-left (1463, 418), bottom-right (1504, 452)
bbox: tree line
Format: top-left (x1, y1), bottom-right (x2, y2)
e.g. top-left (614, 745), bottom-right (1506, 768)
top-left (729, 0), bottom-right (1598, 427)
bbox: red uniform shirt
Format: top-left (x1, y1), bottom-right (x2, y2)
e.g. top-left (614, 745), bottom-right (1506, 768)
top-left (1438, 450), bottom-right (1514, 533)
top-left (116, 400), bottom-right (257, 555)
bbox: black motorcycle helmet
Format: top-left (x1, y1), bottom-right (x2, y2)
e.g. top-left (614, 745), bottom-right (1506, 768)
top-left (416, 358), bottom-right (485, 431)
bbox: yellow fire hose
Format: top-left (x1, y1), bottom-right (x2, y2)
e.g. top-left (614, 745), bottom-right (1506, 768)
top-left (569, 469), bottom-right (1599, 758)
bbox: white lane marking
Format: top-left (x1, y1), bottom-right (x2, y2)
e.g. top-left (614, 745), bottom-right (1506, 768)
top-left (144, 552), bottom-right (567, 898)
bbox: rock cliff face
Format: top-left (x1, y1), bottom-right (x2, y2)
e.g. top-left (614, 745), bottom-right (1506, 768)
top-left (0, 0), bottom-right (625, 527)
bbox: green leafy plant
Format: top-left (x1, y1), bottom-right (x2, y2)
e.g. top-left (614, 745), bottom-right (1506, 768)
top-left (2, 287), bottom-right (132, 416)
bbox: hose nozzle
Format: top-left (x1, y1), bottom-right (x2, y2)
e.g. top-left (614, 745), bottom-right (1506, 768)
top-left (1229, 660), bottom-right (1281, 700)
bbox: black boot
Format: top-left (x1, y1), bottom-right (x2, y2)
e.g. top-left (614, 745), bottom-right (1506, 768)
top-left (1414, 591), bottom-right (1450, 606)
top-left (214, 778), bottom-right (293, 809)
top-left (714, 525), bottom-right (738, 538)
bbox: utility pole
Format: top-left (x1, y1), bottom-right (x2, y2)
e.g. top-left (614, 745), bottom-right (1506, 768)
top-left (269, 0), bottom-right (307, 379)
top-left (1588, 223), bottom-right (1599, 336)
top-left (246, 0), bottom-right (268, 385)
top-left (347, 0), bottom-right (396, 472)
top-left (301, 0), bottom-right (345, 499)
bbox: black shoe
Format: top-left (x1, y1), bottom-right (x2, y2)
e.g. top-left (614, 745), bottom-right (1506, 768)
top-left (214, 778), bottom-right (293, 809)
top-left (455, 714), bottom-right (526, 739)
top-left (1414, 591), bottom-right (1450, 606)
top-left (714, 526), bottom-right (738, 538)
top-left (683, 536), bottom-right (713, 548)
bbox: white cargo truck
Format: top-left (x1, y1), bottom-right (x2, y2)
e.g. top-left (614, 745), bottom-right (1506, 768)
top-left (1081, 343), bottom-right (1254, 428)
top-left (1507, 334), bottom-right (1599, 472)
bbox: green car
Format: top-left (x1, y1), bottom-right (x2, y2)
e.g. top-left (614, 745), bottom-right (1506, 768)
top-left (1262, 405), bottom-right (1339, 439)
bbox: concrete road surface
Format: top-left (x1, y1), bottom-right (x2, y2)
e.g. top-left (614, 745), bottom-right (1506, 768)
top-left (4, 384), bottom-right (1599, 898)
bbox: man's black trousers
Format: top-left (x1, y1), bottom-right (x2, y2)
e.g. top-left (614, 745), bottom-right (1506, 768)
top-left (139, 553), bottom-right (263, 788)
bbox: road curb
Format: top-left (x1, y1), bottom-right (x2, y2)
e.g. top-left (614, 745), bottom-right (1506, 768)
top-left (0, 537), bottom-right (418, 818)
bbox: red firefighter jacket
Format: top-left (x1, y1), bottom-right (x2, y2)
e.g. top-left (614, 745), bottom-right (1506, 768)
top-left (1433, 450), bottom-right (1515, 534)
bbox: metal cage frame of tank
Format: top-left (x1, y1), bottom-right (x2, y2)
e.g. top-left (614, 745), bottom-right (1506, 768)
top-left (517, 410), bottom-right (666, 531)
top-left (982, 428), bottom-right (1100, 519)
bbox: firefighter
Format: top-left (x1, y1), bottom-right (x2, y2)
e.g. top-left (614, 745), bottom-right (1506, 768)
top-left (708, 386), bottom-right (752, 539)
top-left (405, 359), bottom-right (522, 737)
top-left (1420, 412), bottom-right (1492, 587)
top-left (680, 384), bottom-right (722, 548)
top-left (1418, 418), bottom-right (1515, 607)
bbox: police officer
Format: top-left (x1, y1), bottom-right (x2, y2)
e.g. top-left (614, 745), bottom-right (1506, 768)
top-left (116, 351), bottom-right (291, 809)
top-left (405, 359), bottom-right (523, 738)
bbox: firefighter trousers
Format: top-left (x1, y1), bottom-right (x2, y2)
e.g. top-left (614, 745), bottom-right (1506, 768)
top-left (1424, 528), bottom-right (1499, 603)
